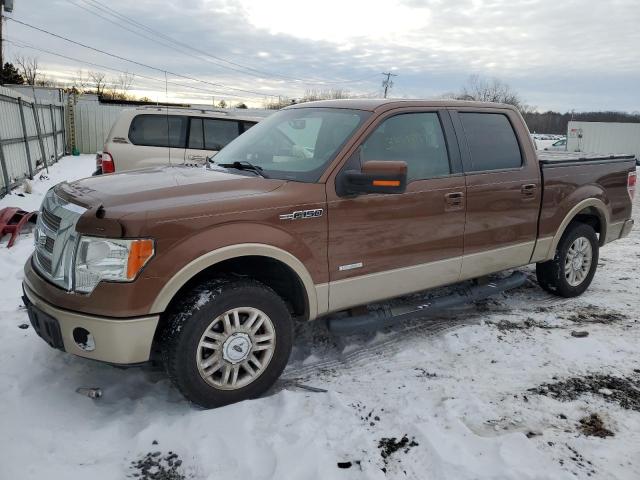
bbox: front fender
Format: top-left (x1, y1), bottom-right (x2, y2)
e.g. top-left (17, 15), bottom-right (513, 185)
top-left (148, 222), bottom-right (323, 319)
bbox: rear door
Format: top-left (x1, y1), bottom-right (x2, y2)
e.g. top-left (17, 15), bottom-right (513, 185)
top-left (184, 117), bottom-right (251, 165)
top-left (326, 109), bottom-right (467, 312)
top-left (450, 108), bottom-right (541, 280)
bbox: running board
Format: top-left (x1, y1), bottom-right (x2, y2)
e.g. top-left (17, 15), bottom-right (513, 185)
top-left (326, 271), bottom-right (527, 335)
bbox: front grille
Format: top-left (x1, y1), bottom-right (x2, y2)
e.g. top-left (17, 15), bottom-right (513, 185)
top-left (36, 249), bottom-right (53, 274)
top-left (44, 236), bottom-right (55, 253)
top-left (41, 208), bottom-right (61, 232)
top-left (32, 189), bottom-right (86, 290)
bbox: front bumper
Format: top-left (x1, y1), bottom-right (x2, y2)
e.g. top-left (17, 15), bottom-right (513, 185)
top-left (23, 282), bottom-right (159, 365)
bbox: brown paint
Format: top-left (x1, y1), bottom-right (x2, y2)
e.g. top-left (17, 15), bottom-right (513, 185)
top-left (24, 100), bottom-right (635, 321)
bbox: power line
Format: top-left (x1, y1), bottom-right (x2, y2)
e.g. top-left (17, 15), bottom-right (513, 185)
top-left (79, 0), bottom-right (304, 82)
top-left (5, 37), bottom-right (253, 99)
top-left (67, 0), bottom-right (283, 82)
top-left (74, 0), bottom-right (375, 86)
top-left (6, 17), bottom-right (282, 98)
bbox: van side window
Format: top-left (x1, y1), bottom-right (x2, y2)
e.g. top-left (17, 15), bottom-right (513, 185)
top-left (204, 119), bottom-right (240, 151)
top-left (459, 113), bottom-right (522, 171)
top-left (360, 113), bottom-right (450, 181)
top-left (128, 114), bottom-right (187, 148)
top-left (188, 118), bottom-right (204, 149)
top-left (241, 121), bottom-right (256, 133)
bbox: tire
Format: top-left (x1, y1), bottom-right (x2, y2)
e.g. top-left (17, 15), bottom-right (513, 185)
top-left (162, 278), bottom-right (293, 408)
top-left (536, 222), bottom-right (599, 297)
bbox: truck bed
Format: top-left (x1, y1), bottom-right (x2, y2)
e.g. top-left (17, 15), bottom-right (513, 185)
top-left (538, 151), bottom-right (636, 167)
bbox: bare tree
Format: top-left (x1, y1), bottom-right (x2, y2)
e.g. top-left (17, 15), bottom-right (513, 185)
top-left (14, 55), bottom-right (40, 85)
top-left (263, 96), bottom-right (294, 110)
top-left (88, 71), bottom-right (107, 96)
top-left (446, 75), bottom-right (534, 113)
top-left (35, 74), bottom-right (55, 87)
top-left (302, 88), bottom-right (353, 102)
top-left (71, 69), bottom-right (90, 92)
top-left (115, 72), bottom-right (134, 95)
top-left (106, 72), bottom-right (135, 100)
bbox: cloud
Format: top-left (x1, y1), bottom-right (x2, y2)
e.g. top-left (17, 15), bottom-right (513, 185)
top-left (4, 0), bottom-right (639, 111)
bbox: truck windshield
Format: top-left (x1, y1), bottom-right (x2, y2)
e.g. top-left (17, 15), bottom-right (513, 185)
top-left (212, 107), bottom-right (371, 182)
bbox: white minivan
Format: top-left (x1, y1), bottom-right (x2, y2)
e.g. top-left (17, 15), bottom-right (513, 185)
top-left (96, 107), bottom-right (262, 174)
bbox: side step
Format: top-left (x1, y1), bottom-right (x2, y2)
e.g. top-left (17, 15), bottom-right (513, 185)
top-left (326, 271), bottom-right (527, 335)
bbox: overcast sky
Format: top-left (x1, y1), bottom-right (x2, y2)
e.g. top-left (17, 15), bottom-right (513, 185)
top-left (3, 0), bottom-right (639, 111)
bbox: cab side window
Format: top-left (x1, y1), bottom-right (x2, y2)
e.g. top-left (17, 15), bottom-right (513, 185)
top-left (459, 113), bottom-right (522, 171)
top-left (360, 113), bottom-right (450, 181)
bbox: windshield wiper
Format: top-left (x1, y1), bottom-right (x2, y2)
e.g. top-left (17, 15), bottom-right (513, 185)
top-left (216, 160), bottom-right (269, 178)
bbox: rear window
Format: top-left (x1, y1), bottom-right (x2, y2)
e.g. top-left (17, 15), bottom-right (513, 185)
top-left (128, 114), bottom-right (187, 148)
top-left (459, 113), bottom-right (522, 171)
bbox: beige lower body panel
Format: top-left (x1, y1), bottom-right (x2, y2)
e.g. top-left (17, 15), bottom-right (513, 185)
top-left (530, 237), bottom-right (554, 263)
top-left (327, 257), bottom-right (461, 313)
top-left (324, 241), bottom-right (538, 314)
top-left (24, 284), bottom-right (159, 364)
top-left (619, 219), bottom-right (634, 239)
top-left (459, 241), bottom-right (535, 281)
top-left (606, 220), bottom-right (631, 243)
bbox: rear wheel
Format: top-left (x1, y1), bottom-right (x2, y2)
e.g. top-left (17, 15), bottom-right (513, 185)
top-left (162, 278), bottom-right (293, 408)
top-left (536, 222), bottom-right (599, 297)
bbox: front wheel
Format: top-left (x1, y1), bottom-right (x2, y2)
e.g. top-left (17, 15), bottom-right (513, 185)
top-left (162, 278), bottom-right (293, 408)
top-left (536, 222), bottom-right (599, 297)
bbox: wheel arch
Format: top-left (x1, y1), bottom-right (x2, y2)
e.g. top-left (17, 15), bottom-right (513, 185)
top-left (548, 198), bottom-right (609, 259)
top-left (151, 244), bottom-right (321, 321)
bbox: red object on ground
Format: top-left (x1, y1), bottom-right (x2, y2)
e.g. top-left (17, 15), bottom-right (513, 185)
top-left (0, 207), bottom-right (37, 248)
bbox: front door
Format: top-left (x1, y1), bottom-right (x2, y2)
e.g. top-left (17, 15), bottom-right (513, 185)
top-left (326, 109), bottom-right (467, 312)
top-left (450, 108), bottom-right (541, 280)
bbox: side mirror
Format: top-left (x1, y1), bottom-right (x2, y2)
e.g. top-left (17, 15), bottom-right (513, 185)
top-left (338, 160), bottom-right (407, 196)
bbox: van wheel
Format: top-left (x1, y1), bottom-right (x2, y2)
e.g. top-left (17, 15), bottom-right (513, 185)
top-left (162, 278), bottom-right (293, 408)
top-left (536, 222), bottom-right (599, 297)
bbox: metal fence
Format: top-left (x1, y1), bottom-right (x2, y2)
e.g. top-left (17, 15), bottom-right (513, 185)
top-left (73, 101), bottom-right (126, 154)
top-left (0, 85), bottom-right (65, 197)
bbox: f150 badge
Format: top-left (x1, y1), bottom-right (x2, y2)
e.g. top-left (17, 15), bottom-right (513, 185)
top-left (279, 209), bottom-right (324, 220)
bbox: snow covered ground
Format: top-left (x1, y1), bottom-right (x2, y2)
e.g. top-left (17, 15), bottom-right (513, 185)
top-left (1, 156), bottom-right (639, 480)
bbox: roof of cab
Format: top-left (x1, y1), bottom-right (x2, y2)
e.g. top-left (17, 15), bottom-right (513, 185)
top-left (285, 98), bottom-right (518, 113)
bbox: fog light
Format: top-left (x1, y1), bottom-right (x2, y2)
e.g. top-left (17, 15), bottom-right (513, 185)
top-left (73, 327), bottom-right (96, 351)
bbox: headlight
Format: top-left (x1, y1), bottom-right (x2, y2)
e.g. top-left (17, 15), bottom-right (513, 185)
top-left (74, 236), bottom-right (154, 293)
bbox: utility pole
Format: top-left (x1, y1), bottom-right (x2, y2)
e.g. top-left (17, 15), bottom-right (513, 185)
top-left (381, 71), bottom-right (398, 99)
top-left (0, 1), bottom-right (13, 83)
top-left (1, 2), bottom-right (4, 83)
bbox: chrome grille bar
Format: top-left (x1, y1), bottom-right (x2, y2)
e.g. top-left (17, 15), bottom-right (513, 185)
top-left (41, 208), bottom-right (61, 232)
top-left (32, 187), bottom-right (86, 290)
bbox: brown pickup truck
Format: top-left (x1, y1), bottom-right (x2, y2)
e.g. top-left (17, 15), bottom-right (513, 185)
top-left (22, 100), bottom-right (636, 407)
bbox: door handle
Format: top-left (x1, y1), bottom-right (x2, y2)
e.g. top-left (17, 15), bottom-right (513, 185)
top-left (521, 184), bottom-right (537, 198)
top-left (444, 191), bottom-right (465, 210)
top-left (188, 155), bottom-right (206, 160)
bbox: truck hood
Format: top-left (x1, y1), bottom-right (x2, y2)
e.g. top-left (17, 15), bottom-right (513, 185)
top-left (55, 165), bottom-right (286, 216)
